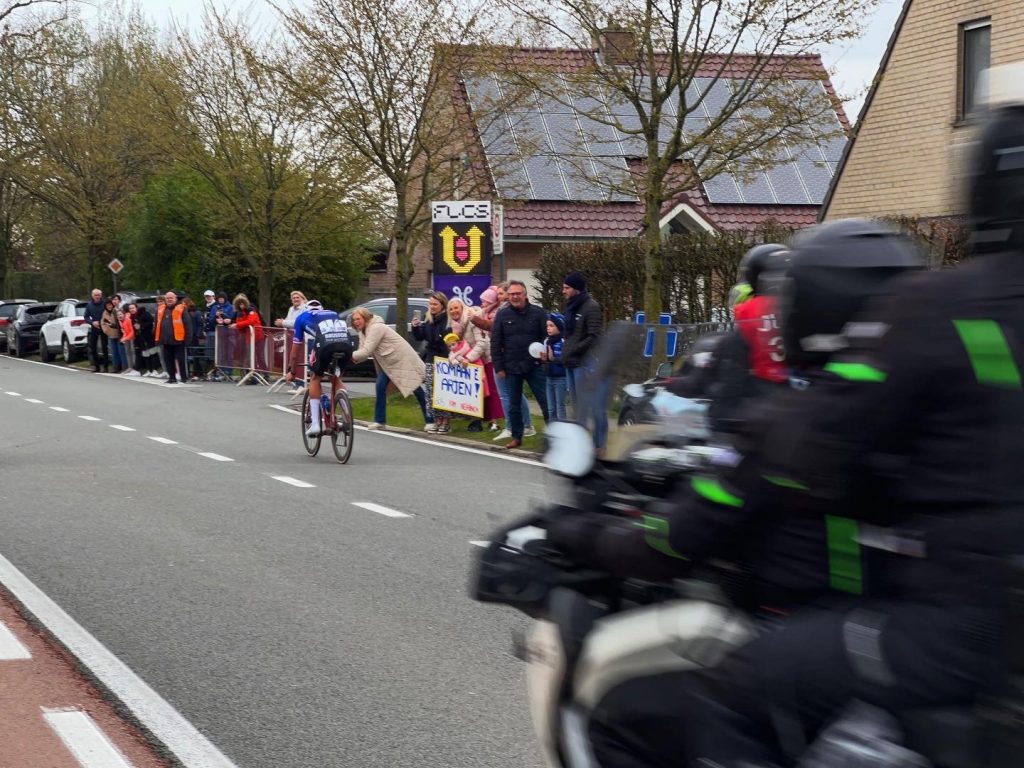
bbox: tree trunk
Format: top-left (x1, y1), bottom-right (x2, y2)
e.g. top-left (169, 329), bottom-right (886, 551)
top-left (393, 203), bottom-right (411, 341)
top-left (642, 196), bottom-right (663, 321)
top-left (257, 267), bottom-right (272, 327)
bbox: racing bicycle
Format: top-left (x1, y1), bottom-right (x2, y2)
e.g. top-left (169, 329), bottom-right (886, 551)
top-left (300, 352), bottom-right (353, 463)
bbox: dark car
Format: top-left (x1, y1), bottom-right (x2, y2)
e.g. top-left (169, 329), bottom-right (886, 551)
top-left (337, 297), bottom-right (431, 377)
top-left (5, 302), bottom-right (59, 357)
top-left (0, 299), bottom-right (39, 352)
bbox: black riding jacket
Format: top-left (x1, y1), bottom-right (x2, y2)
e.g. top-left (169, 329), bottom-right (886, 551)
top-left (552, 251), bottom-right (1024, 612)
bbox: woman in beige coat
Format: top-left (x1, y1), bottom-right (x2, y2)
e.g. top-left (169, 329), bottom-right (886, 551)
top-left (350, 308), bottom-right (428, 430)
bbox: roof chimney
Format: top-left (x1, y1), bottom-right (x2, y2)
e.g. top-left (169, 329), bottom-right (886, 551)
top-left (594, 24), bottom-right (636, 65)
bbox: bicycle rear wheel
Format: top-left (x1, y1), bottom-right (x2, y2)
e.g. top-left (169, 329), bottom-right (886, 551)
top-left (301, 390), bottom-right (321, 456)
top-left (330, 389), bottom-right (354, 464)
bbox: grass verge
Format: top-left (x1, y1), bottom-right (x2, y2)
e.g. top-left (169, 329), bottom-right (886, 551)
top-left (349, 392), bottom-right (545, 452)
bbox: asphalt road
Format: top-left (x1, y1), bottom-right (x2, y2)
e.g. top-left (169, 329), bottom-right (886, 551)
top-left (0, 356), bottom-right (549, 768)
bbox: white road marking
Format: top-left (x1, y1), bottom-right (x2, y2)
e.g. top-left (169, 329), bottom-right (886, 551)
top-left (24, 398), bottom-right (44, 404)
top-left (470, 540), bottom-right (489, 548)
top-left (352, 501), bottom-right (411, 518)
top-left (78, 416), bottom-right (101, 422)
top-left (6, 391), bottom-right (21, 396)
top-left (42, 708), bottom-right (134, 768)
top-left (0, 554), bottom-right (240, 768)
top-left (0, 619), bottom-right (31, 660)
top-left (147, 436), bottom-right (178, 445)
top-left (50, 406), bottom-right (70, 412)
top-left (0, 356), bottom-right (81, 373)
top-left (198, 452), bottom-right (233, 462)
top-left (109, 425), bottom-right (135, 432)
top-left (271, 475), bottom-right (316, 489)
top-left (266, 404), bottom-right (544, 468)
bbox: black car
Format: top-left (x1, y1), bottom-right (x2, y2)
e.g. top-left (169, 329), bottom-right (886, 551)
top-left (337, 297), bottom-right (431, 377)
top-left (0, 299), bottom-right (39, 352)
top-left (5, 302), bottom-right (59, 357)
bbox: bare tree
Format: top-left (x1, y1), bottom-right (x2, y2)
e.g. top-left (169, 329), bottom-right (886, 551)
top-left (148, 8), bottom-right (377, 320)
top-left (0, 13), bottom-right (162, 285)
top-left (277, 0), bottom-right (501, 334)
top-left (493, 0), bottom-right (878, 317)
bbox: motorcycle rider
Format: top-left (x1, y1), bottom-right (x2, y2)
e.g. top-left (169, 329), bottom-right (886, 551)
top-left (707, 243), bottom-right (790, 432)
top-left (546, 219), bottom-right (924, 766)
top-left (551, 73), bottom-right (1024, 766)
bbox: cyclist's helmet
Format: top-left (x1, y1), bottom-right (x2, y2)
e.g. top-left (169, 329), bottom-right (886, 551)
top-left (777, 219), bottom-right (924, 368)
top-left (306, 299), bottom-right (323, 311)
top-left (737, 243), bottom-right (789, 296)
top-left (967, 65), bottom-right (1024, 254)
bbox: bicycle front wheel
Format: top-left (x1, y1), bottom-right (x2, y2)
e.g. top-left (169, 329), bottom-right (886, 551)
top-left (330, 389), bottom-right (354, 464)
top-left (301, 390), bottom-right (321, 456)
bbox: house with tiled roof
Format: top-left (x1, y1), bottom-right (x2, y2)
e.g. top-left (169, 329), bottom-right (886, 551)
top-left (369, 38), bottom-right (850, 296)
top-left (823, 0), bottom-right (1024, 222)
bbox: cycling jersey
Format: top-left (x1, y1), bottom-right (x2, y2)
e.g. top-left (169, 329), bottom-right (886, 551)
top-left (292, 309), bottom-right (349, 347)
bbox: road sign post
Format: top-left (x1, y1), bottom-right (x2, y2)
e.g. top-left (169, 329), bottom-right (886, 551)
top-left (107, 259), bottom-right (124, 293)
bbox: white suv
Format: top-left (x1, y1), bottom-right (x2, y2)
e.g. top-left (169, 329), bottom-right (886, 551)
top-left (39, 299), bottom-right (90, 363)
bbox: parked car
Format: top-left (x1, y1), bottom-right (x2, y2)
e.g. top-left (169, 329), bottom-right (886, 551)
top-left (5, 302), bottom-right (59, 357)
top-left (0, 299), bottom-right (39, 352)
top-left (336, 297), bottom-right (431, 377)
top-left (39, 299), bottom-right (90, 363)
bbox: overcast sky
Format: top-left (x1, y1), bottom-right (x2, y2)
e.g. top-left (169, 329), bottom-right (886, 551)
top-left (88, 0), bottom-right (905, 123)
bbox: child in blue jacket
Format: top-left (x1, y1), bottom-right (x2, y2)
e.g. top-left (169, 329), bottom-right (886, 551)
top-left (543, 312), bottom-right (568, 420)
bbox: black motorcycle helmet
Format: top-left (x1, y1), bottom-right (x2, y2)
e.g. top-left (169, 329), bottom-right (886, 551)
top-left (968, 104), bottom-right (1024, 254)
top-left (778, 219), bottom-right (924, 368)
top-left (736, 243), bottom-right (788, 295)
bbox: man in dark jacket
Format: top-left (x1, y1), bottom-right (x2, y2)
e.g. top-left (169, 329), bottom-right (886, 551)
top-left (561, 271), bottom-right (607, 447)
top-left (83, 287), bottom-right (109, 373)
top-left (490, 280), bottom-right (549, 449)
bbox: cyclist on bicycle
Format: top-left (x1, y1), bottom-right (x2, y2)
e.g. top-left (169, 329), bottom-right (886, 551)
top-left (285, 300), bottom-right (353, 438)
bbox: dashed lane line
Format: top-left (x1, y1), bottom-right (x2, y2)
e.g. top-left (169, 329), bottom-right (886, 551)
top-left (147, 436), bottom-right (178, 445)
top-left (5, 391), bottom-right (21, 396)
top-left (24, 398), bottom-right (44, 404)
top-left (266, 404), bottom-right (544, 468)
top-left (0, 554), bottom-right (241, 768)
top-left (50, 406), bottom-right (70, 412)
top-left (77, 415), bottom-right (102, 422)
top-left (42, 708), bottom-right (134, 768)
top-left (0, 619), bottom-right (31, 660)
top-left (109, 425), bottom-right (136, 432)
top-left (198, 452), bottom-right (233, 462)
top-left (352, 501), bottom-right (412, 518)
top-left (470, 541), bottom-right (489, 548)
top-left (271, 476), bottom-right (316, 489)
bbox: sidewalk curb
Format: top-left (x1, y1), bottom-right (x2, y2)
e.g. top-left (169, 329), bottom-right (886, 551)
top-left (357, 418), bottom-right (542, 458)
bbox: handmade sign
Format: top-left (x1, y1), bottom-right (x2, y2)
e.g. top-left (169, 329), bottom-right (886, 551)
top-left (431, 357), bottom-right (484, 417)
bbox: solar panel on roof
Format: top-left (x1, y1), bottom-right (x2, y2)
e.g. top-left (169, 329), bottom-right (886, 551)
top-left (545, 112), bottom-right (586, 155)
top-left (736, 170), bottom-right (777, 204)
top-left (463, 72), bottom-right (844, 207)
top-left (478, 113), bottom-right (519, 155)
top-left (464, 75), bottom-right (502, 112)
top-left (524, 154), bottom-right (570, 200)
top-left (795, 158), bottom-right (834, 204)
top-left (702, 172), bottom-right (743, 204)
top-left (765, 162), bottom-right (811, 205)
top-left (490, 154), bottom-right (533, 199)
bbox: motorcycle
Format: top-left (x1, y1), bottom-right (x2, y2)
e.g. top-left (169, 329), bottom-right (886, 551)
top-left (471, 322), bottom-right (1024, 768)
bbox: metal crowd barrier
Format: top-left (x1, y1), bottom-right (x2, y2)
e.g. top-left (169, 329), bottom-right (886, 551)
top-left (211, 325), bottom-right (288, 387)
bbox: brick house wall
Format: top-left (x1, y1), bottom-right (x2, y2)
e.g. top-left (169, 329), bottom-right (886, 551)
top-left (824, 0), bottom-right (1024, 221)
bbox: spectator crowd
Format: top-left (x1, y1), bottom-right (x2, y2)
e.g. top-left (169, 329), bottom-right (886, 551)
top-left (76, 274), bottom-right (606, 450)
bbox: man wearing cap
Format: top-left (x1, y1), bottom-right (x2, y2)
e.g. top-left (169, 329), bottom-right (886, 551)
top-left (208, 291), bottom-right (235, 379)
top-left (561, 271), bottom-right (607, 448)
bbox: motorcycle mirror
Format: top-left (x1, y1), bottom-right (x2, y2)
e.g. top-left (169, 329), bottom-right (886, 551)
top-left (543, 421), bottom-right (595, 477)
top-left (622, 383), bottom-right (646, 398)
top-left (655, 362), bottom-right (673, 379)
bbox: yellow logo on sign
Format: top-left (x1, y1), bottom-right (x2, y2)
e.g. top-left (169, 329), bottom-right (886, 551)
top-left (439, 225), bottom-right (485, 274)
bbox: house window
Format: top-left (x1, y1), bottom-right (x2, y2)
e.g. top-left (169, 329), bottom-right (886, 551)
top-left (960, 19), bottom-right (991, 119)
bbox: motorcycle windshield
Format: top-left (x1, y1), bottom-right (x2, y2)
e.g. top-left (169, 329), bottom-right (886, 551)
top-left (569, 320), bottom-right (733, 461)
